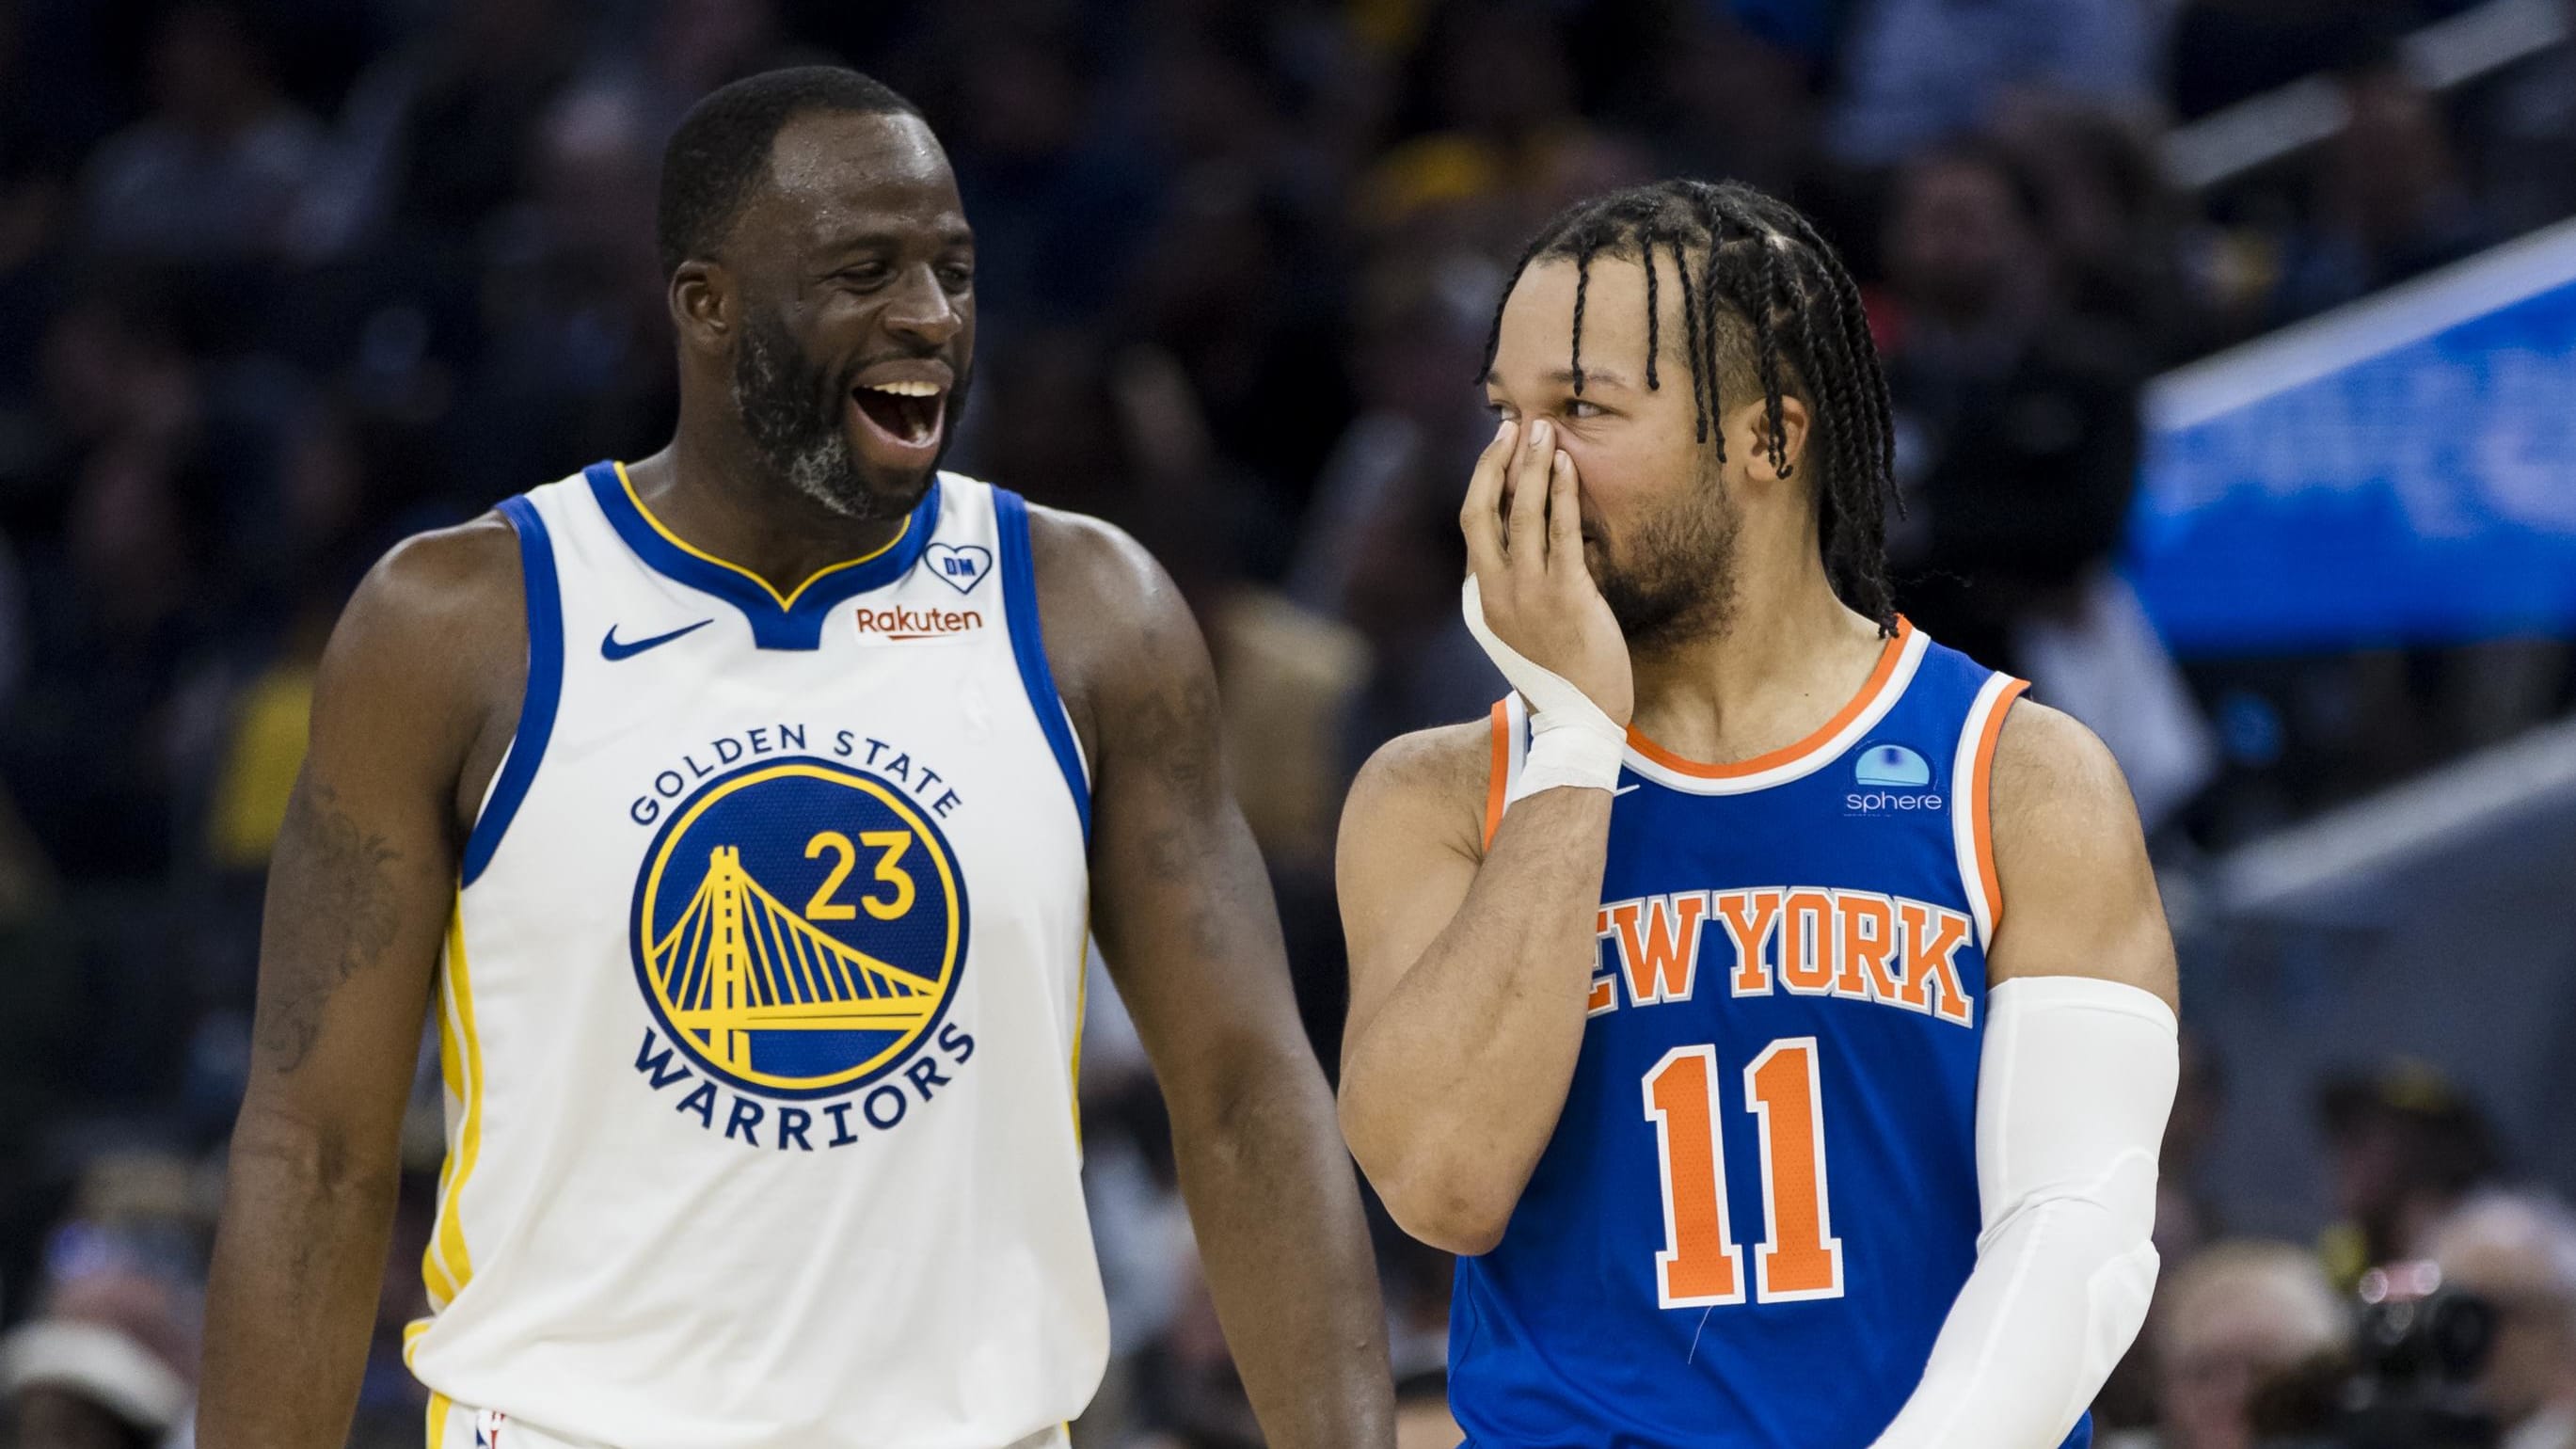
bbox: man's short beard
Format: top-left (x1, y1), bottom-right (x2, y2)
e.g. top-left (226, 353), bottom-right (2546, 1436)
top-left (729, 310), bottom-right (941, 522)
top-left (1592, 466), bottom-right (1741, 650)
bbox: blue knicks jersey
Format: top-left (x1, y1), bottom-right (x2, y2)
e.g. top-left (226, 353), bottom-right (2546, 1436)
top-left (1451, 621), bottom-right (2080, 1449)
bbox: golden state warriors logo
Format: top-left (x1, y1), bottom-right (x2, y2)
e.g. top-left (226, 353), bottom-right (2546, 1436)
top-left (629, 757), bottom-right (969, 1098)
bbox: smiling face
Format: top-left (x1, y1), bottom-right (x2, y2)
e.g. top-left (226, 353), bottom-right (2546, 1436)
top-left (712, 108), bottom-right (975, 521)
top-left (1485, 250), bottom-right (1805, 646)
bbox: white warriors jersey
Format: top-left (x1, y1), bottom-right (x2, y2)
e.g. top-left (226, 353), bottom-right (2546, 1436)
top-left (402, 461), bottom-right (1106, 1449)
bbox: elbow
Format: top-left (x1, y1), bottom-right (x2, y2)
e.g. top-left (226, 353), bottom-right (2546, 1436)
top-left (224, 1094), bottom-right (402, 1209)
top-left (1396, 1197), bottom-right (1511, 1258)
top-left (1338, 1094), bottom-right (1515, 1256)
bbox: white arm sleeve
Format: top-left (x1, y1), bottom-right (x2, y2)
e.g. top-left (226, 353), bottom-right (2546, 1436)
top-left (1868, 975), bottom-right (2179, 1449)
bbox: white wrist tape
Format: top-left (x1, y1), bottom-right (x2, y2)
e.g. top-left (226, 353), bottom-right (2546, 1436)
top-left (1870, 975), bottom-right (2178, 1449)
top-left (1461, 576), bottom-right (1626, 796)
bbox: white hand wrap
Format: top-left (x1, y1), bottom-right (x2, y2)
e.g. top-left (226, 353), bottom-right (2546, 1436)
top-left (1461, 576), bottom-right (1626, 796)
top-left (1869, 975), bottom-right (2178, 1448)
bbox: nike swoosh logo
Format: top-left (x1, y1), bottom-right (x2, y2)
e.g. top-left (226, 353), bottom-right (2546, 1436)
top-left (601, 618), bottom-right (713, 661)
top-left (1613, 783), bottom-right (1643, 796)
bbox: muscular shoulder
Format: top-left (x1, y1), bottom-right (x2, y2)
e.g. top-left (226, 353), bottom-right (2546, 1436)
top-left (1340, 717), bottom-right (1494, 870)
top-left (1023, 503), bottom-right (1207, 777)
top-left (1026, 502), bottom-right (1166, 609)
top-left (312, 514), bottom-right (529, 811)
top-left (345, 514), bottom-right (523, 638)
top-left (1985, 698), bottom-right (2178, 1007)
top-left (328, 515), bottom-right (523, 697)
top-left (1987, 698), bottom-right (2135, 856)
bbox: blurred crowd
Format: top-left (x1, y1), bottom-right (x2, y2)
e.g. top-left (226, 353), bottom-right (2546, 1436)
top-left (1, 0), bottom-right (2573, 1444)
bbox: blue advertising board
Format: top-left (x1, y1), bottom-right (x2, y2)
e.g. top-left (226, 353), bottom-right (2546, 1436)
top-left (2128, 217), bottom-right (2576, 655)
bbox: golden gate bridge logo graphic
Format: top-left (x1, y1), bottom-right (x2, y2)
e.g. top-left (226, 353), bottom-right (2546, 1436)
top-left (650, 845), bottom-right (940, 1074)
top-left (631, 759), bottom-right (966, 1096)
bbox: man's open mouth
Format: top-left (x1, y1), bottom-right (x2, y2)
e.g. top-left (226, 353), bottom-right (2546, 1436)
top-left (852, 378), bottom-right (945, 451)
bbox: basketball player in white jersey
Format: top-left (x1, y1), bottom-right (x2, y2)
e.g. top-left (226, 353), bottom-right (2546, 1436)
top-left (1337, 181), bottom-right (2180, 1445)
top-left (199, 69), bottom-right (1392, 1449)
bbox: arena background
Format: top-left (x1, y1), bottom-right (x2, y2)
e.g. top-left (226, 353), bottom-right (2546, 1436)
top-left (0, 0), bottom-right (2572, 1444)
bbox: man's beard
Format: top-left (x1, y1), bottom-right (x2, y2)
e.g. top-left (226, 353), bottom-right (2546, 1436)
top-left (729, 310), bottom-right (957, 521)
top-left (1590, 466), bottom-right (1741, 649)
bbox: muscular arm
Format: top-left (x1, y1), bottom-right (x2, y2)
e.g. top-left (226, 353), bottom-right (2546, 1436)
top-left (1033, 511), bottom-right (1392, 1448)
top-left (1870, 701), bottom-right (2180, 1449)
top-left (199, 520), bottom-right (522, 1449)
top-left (1335, 731), bottom-right (1610, 1253)
top-left (1338, 417), bottom-right (1631, 1254)
top-left (1983, 702), bottom-right (2178, 1008)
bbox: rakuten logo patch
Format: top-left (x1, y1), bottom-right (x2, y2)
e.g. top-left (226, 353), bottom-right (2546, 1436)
top-left (853, 604), bottom-right (986, 642)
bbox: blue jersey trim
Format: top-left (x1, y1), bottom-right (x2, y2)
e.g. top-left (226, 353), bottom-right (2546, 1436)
top-left (993, 487), bottom-right (1091, 840)
top-left (581, 460), bottom-right (940, 650)
top-left (463, 494), bottom-right (564, 888)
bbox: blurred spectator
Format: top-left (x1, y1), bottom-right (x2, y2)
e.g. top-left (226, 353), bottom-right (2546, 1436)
top-left (2465, 0), bottom-right (2576, 235)
top-left (1651, 8), bottom-right (1819, 200)
top-left (2426, 1191), bottom-right (2576, 1449)
top-left (940, 20), bottom-right (1163, 336)
top-left (1872, 135), bottom-right (2221, 823)
top-left (1293, 249), bottom-right (1494, 759)
top-left (1823, 0), bottom-right (2164, 167)
top-left (0, 1154), bottom-right (206, 1449)
top-left (78, 4), bottom-right (322, 269)
top-left (0, 1316), bottom-right (189, 1449)
top-left (2271, 56), bottom-right (2499, 325)
top-left (1360, 1), bottom-right (1653, 247)
top-left (2316, 1060), bottom-right (2507, 1291)
top-left (581, 0), bottom-right (819, 146)
top-left (2142, 1240), bottom-right (2350, 1449)
top-left (1877, 140), bottom-right (2142, 674)
top-left (1989, 95), bottom-right (2197, 357)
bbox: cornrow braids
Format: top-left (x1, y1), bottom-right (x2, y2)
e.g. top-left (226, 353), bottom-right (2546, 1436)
top-left (1477, 178), bottom-right (1902, 634)
top-left (1569, 236), bottom-right (1594, 394)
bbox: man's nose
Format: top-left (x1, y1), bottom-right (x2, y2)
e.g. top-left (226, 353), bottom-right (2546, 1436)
top-left (883, 266), bottom-right (963, 347)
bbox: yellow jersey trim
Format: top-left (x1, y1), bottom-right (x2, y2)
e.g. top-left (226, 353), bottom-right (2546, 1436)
top-left (1068, 918), bottom-right (1089, 1143)
top-left (612, 460), bottom-right (911, 610)
top-left (421, 895), bottom-right (486, 1309)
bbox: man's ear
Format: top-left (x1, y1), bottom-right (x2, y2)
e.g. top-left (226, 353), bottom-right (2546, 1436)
top-left (1725, 392), bottom-right (1813, 486)
top-left (670, 259), bottom-right (731, 357)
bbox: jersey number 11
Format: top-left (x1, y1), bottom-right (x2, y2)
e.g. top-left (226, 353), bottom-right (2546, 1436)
top-left (1643, 1038), bottom-right (1845, 1308)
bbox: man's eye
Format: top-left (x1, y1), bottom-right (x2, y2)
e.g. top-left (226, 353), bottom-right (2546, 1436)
top-left (836, 266), bottom-right (888, 287)
top-left (1566, 399), bottom-right (1605, 419)
top-left (938, 264), bottom-right (974, 289)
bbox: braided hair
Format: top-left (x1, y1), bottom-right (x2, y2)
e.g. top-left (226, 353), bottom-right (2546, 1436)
top-left (1480, 179), bottom-right (1901, 634)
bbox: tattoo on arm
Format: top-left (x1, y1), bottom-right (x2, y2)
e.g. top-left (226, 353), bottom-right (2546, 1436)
top-left (1114, 660), bottom-right (1244, 961)
top-left (256, 782), bottom-right (405, 1074)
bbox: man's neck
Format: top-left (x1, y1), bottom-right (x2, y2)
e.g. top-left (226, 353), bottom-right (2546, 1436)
top-left (624, 430), bottom-right (913, 598)
top-left (1625, 526), bottom-right (1890, 768)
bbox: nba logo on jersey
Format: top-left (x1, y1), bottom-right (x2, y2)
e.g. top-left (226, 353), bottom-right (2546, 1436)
top-left (629, 757), bottom-right (969, 1100)
top-left (472, 1409), bottom-right (506, 1447)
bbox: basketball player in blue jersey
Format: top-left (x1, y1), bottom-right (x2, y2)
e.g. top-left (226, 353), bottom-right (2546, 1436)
top-left (1338, 179), bottom-right (2181, 1448)
top-left (199, 69), bottom-right (1391, 1449)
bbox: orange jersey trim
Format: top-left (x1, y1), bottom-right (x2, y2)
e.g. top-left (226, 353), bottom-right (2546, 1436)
top-left (1483, 699), bottom-right (1511, 851)
top-left (1626, 618), bottom-right (1916, 780)
top-left (1968, 677), bottom-right (2029, 940)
